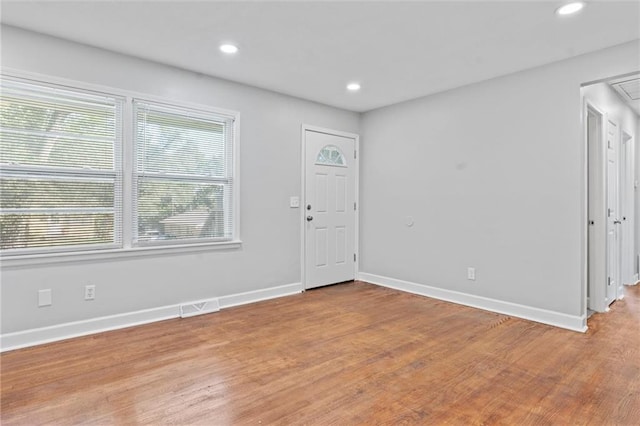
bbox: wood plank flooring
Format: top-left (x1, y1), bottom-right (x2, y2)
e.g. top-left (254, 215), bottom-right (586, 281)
top-left (2, 281), bottom-right (639, 425)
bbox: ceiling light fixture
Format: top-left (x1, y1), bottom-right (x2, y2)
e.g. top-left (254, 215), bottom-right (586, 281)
top-left (220, 44), bottom-right (239, 54)
top-left (556, 2), bottom-right (585, 16)
top-left (347, 82), bottom-right (361, 92)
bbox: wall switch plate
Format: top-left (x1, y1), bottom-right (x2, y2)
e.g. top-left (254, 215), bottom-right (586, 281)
top-left (85, 285), bottom-right (96, 300)
top-left (290, 196), bottom-right (300, 208)
top-left (38, 289), bottom-right (52, 307)
top-left (467, 267), bottom-right (476, 281)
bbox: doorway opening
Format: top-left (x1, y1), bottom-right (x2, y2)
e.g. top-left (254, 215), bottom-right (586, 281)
top-left (583, 73), bottom-right (639, 318)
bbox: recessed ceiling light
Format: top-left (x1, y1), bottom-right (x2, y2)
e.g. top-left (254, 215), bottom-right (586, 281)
top-left (347, 82), bottom-right (361, 92)
top-left (556, 2), bottom-right (585, 16)
top-left (220, 44), bottom-right (238, 54)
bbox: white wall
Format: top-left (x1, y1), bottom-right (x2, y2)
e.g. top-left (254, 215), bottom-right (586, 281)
top-left (2, 25), bottom-right (639, 346)
top-left (582, 82), bottom-right (639, 285)
top-left (359, 40), bottom-right (640, 325)
top-left (0, 26), bottom-right (359, 336)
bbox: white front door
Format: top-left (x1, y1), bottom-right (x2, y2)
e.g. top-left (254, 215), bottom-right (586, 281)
top-left (304, 129), bottom-right (356, 289)
top-left (606, 119), bottom-right (620, 305)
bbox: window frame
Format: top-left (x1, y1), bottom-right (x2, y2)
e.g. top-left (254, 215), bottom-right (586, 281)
top-left (0, 74), bottom-right (125, 255)
top-left (131, 97), bottom-right (237, 247)
top-left (0, 68), bottom-right (241, 266)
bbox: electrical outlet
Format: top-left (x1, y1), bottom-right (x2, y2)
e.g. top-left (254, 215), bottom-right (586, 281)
top-left (467, 267), bottom-right (476, 281)
top-left (38, 289), bottom-right (52, 307)
top-left (84, 285), bottom-right (96, 301)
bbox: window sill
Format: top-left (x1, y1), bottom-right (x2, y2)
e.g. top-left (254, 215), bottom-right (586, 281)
top-left (0, 240), bottom-right (243, 269)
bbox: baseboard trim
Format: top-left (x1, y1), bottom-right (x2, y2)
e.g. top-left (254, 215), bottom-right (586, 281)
top-left (219, 282), bottom-right (304, 309)
top-left (358, 272), bottom-right (587, 332)
top-left (0, 282), bottom-right (303, 352)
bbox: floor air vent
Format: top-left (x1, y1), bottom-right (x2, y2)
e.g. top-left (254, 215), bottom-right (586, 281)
top-left (179, 298), bottom-right (220, 318)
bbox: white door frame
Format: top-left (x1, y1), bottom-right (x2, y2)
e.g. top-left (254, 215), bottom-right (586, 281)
top-left (300, 124), bottom-right (360, 289)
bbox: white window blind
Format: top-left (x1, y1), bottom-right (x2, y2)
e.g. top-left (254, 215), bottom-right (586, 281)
top-left (0, 78), bottom-right (122, 254)
top-left (133, 100), bottom-right (235, 244)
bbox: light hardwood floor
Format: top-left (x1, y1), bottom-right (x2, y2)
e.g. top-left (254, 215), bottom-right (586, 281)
top-left (1, 281), bottom-right (639, 425)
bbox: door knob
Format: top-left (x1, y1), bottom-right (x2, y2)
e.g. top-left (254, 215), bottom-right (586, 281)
top-left (306, 215), bottom-right (313, 222)
top-left (613, 220), bottom-right (621, 225)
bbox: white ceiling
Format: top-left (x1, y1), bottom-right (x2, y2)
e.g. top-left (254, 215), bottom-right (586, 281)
top-left (1, 0), bottom-right (639, 112)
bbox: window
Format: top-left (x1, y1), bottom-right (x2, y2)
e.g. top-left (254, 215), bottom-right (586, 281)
top-left (316, 145), bottom-right (346, 167)
top-left (0, 74), bottom-right (238, 257)
top-left (0, 78), bottom-right (123, 254)
top-left (133, 100), bottom-right (235, 245)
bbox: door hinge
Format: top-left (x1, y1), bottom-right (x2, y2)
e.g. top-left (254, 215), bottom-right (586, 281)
top-left (354, 150), bottom-right (357, 159)
top-left (354, 253), bottom-right (357, 262)
top-left (607, 276), bottom-right (612, 286)
top-left (354, 202), bottom-right (357, 211)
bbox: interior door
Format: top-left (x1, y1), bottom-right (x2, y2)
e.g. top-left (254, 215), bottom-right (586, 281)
top-left (606, 119), bottom-right (620, 305)
top-left (620, 133), bottom-right (634, 286)
top-left (304, 129), bottom-right (356, 289)
top-left (587, 105), bottom-right (606, 312)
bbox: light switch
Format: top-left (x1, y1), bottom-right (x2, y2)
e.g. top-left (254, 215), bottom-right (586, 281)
top-left (290, 196), bottom-right (300, 208)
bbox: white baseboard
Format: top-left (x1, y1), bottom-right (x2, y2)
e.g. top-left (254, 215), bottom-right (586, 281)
top-left (219, 282), bottom-right (303, 309)
top-left (358, 272), bottom-right (587, 332)
top-left (0, 282), bottom-right (303, 352)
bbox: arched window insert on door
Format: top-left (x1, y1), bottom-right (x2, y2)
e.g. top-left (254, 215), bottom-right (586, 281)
top-left (316, 145), bottom-right (347, 167)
